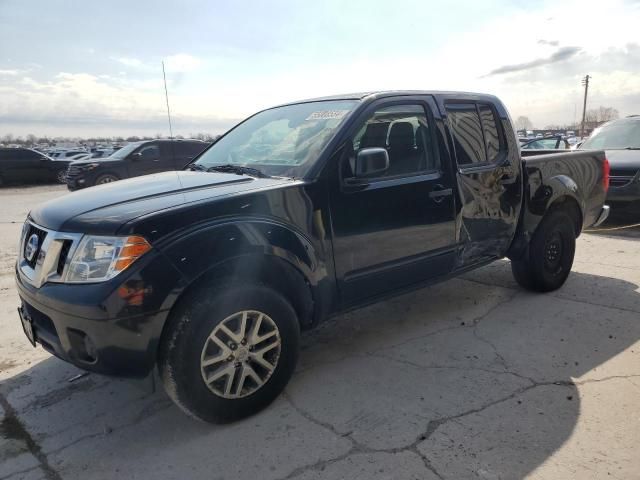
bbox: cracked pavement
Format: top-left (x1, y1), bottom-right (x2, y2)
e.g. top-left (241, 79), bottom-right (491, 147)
top-left (1, 185), bottom-right (639, 479)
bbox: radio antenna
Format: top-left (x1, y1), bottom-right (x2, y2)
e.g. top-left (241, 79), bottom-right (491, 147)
top-left (162, 61), bottom-right (174, 140)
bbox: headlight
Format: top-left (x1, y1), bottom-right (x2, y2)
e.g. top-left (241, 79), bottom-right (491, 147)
top-left (66, 235), bottom-right (151, 283)
top-left (79, 163), bottom-right (100, 171)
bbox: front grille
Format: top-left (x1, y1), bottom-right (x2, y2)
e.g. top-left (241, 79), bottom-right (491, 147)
top-left (57, 240), bottom-right (72, 275)
top-left (18, 221), bottom-right (83, 288)
top-left (66, 165), bottom-right (82, 178)
top-left (23, 224), bottom-right (47, 268)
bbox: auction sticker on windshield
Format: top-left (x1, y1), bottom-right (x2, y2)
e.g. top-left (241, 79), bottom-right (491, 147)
top-left (306, 110), bottom-right (349, 121)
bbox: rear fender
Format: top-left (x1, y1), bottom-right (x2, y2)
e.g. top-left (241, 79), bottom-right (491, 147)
top-left (507, 172), bottom-right (584, 260)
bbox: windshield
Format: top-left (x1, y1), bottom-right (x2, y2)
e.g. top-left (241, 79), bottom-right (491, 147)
top-left (193, 100), bottom-right (358, 178)
top-left (580, 119), bottom-right (640, 149)
top-left (109, 142), bottom-right (143, 159)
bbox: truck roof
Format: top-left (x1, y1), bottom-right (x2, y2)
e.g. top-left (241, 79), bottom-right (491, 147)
top-left (277, 90), bottom-right (501, 106)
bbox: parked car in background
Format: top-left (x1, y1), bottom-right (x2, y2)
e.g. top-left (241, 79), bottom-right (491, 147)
top-left (520, 135), bottom-right (570, 150)
top-left (50, 150), bottom-right (88, 160)
top-left (66, 139), bottom-right (209, 190)
top-left (579, 115), bottom-right (640, 208)
top-left (90, 149), bottom-right (115, 159)
top-left (0, 148), bottom-right (70, 185)
top-left (68, 153), bottom-right (93, 162)
top-left (16, 91), bottom-right (609, 422)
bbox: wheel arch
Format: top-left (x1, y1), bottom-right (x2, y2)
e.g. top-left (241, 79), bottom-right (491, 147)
top-left (508, 186), bottom-right (584, 261)
top-left (157, 252), bottom-right (317, 362)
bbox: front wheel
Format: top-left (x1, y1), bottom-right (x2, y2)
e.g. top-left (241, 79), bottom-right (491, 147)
top-left (94, 173), bottom-right (119, 185)
top-left (55, 168), bottom-right (67, 184)
top-left (158, 285), bottom-right (300, 423)
top-left (511, 210), bottom-right (576, 292)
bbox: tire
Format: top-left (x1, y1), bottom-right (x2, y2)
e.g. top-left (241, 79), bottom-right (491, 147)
top-left (158, 285), bottom-right (300, 423)
top-left (94, 174), bottom-right (119, 185)
top-left (55, 169), bottom-right (67, 184)
top-left (511, 210), bottom-right (576, 292)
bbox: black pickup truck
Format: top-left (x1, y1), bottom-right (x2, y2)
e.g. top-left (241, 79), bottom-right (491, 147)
top-left (15, 91), bottom-right (609, 422)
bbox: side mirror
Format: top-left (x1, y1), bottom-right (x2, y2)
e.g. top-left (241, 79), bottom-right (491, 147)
top-left (355, 147), bottom-right (389, 178)
top-left (131, 152), bottom-right (142, 160)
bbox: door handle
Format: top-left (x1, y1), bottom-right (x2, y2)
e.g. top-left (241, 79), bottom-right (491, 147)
top-left (429, 188), bottom-right (452, 199)
top-left (498, 174), bottom-right (517, 185)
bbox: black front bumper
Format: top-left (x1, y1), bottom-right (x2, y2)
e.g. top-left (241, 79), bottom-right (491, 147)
top-left (14, 252), bottom-right (183, 377)
top-left (66, 175), bottom-right (90, 191)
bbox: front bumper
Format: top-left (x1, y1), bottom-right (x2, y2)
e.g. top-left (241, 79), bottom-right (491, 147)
top-left (14, 249), bottom-right (185, 377)
top-left (66, 176), bottom-right (89, 191)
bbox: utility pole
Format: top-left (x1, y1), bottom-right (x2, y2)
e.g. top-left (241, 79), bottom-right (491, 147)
top-left (580, 75), bottom-right (590, 139)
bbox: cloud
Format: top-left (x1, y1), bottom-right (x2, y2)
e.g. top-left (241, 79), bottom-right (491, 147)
top-left (0, 71), bottom-right (238, 136)
top-left (486, 46), bottom-right (582, 76)
top-left (538, 39), bottom-right (559, 47)
top-left (111, 56), bottom-right (144, 67)
top-left (0, 69), bottom-right (22, 76)
top-left (163, 54), bottom-right (202, 72)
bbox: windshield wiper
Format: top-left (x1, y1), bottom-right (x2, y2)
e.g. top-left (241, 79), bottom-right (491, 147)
top-left (621, 147), bottom-right (640, 150)
top-left (186, 163), bottom-right (206, 171)
top-left (206, 164), bottom-right (271, 178)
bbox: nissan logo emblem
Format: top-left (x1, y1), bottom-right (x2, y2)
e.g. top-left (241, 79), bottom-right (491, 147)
top-left (25, 233), bottom-right (40, 262)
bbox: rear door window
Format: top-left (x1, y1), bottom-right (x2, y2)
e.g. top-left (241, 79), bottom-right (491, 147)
top-left (446, 102), bottom-right (504, 167)
top-left (478, 105), bottom-right (500, 162)
top-left (446, 104), bottom-right (486, 165)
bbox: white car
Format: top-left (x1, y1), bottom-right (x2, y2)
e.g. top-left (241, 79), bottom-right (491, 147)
top-left (68, 153), bottom-right (93, 162)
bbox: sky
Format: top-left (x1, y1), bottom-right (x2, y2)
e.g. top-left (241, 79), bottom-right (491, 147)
top-left (1, 0), bottom-right (639, 138)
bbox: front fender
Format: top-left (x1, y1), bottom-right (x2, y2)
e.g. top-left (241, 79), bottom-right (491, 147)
top-left (158, 218), bottom-right (321, 286)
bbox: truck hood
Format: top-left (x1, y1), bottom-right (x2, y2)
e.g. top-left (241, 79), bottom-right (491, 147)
top-left (29, 171), bottom-right (294, 234)
top-left (604, 149), bottom-right (640, 172)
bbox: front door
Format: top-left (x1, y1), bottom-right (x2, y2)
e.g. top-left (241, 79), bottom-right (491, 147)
top-left (131, 143), bottom-right (163, 177)
top-left (330, 97), bottom-right (457, 304)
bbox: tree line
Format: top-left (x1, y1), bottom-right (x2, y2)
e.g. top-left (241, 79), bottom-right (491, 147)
top-left (515, 106), bottom-right (620, 133)
top-left (1, 132), bottom-right (221, 146)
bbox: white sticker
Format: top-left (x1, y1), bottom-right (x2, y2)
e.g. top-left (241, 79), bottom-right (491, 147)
top-left (305, 110), bottom-right (349, 121)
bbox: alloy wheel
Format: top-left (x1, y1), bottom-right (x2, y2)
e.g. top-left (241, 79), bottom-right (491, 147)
top-left (200, 310), bottom-right (281, 399)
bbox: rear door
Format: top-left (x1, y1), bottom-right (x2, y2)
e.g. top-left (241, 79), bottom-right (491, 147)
top-left (443, 101), bottom-right (522, 264)
top-left (330, 96), bottom-right (457, 304)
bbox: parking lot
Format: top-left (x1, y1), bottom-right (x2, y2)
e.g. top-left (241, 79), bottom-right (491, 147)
top-left (0, 185), bottom-right (639, 480)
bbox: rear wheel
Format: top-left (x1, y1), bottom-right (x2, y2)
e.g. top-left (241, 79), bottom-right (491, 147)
top-left (95, 174), bottom-right (119, 185)
top-left (158, 285), bottom-right (300, 423)
top-left (511, 210), bottom-right (576, 292)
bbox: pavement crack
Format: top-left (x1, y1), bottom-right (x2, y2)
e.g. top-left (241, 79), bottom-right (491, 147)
top-left (367, 351), bottom-right (536, 384)
top-left (283, 391), bottom-right (354, 443)
top-left (0, 392), bottom-right (62, 480)
top-left (44, 397), bottom-right (173, 456)
top-left (0, 465), bottom-right (40, 480)
top-left (412, 446), bottom-right (445, 480)
top-left (462, 276), bottom-right (640, 315)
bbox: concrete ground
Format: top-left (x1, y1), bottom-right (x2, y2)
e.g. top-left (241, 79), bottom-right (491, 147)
top-left (1, 185), bottom-right (639, 480)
